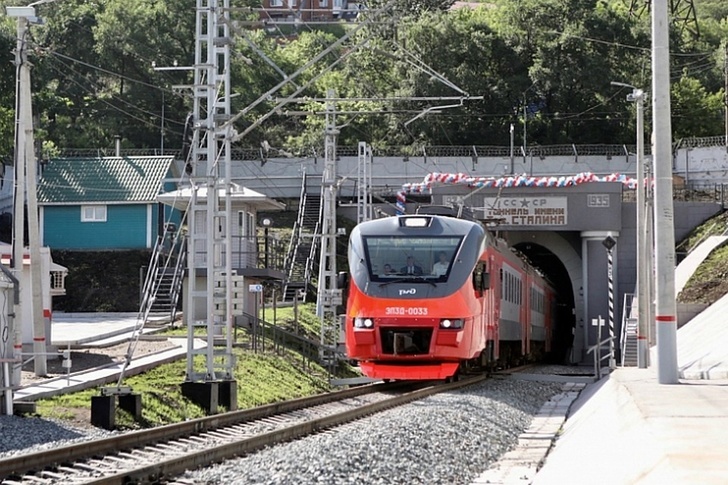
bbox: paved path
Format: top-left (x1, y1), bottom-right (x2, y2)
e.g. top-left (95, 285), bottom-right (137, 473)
top-left (13, 313), bottom-right (201, 403)
top-left (15, 338), bottom-right (205, 402)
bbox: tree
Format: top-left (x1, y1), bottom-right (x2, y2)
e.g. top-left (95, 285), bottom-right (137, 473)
top-left (671, 74), bottom-right (725, 139)
top-left (0, 17), bottom-right (15, 164)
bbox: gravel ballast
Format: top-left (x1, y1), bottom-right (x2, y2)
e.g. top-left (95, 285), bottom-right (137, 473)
top-left (182, 377), bottom-right (565, 485)
top-left (0, 415), bottom-right (117, 458)
top-left (0, 367), bottom-right (585, 483)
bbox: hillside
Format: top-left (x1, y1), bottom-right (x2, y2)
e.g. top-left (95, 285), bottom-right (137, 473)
top-left (676, 211), bottom-right (728, 305)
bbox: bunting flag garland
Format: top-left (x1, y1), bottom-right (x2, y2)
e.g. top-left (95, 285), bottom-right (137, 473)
top-left (395, 171), bottom-right (644, 215)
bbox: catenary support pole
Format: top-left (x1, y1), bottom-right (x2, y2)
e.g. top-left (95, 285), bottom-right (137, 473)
top-left (652, 0), bottom-right (679, 383)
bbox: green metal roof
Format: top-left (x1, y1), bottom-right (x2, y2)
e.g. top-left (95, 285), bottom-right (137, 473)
top-left (37, 156), bottom-right (174, 204)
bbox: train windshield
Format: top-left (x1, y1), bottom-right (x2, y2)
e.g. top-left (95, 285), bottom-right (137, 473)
top-left (363, 236), bottom-right (463, 282)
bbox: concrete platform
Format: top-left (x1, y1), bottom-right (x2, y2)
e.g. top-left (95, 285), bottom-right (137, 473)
top-left (531, 368), bottom-right (728, 485)
top-left (51, 312), bottom-right (170, 348)
top-left (476, 281), bottom-right (728, 485)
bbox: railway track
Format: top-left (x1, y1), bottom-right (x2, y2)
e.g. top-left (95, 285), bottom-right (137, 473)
top-left (0, 375), bottom-right (487, 484)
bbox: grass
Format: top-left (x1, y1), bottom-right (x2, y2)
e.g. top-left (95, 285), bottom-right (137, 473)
top-left (677, 210), bottom-right (728, 305)
top-left (35, 303), bottom-right (360, 429)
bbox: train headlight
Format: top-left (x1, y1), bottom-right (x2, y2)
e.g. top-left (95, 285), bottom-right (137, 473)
top-left (439, 319), bottom-right (464, 329)
top-left (354, 317), bottom-right (374, 329)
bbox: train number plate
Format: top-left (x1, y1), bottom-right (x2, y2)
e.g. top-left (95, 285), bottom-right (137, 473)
top-left (385, 307), bottom-right (428, 316)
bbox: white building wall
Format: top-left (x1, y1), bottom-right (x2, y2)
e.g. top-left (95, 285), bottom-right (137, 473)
top-left (0, 244), bottom-right (57, 350)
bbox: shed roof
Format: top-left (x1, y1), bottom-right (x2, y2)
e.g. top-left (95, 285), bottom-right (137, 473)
top-left (157, 183), bottom-right (285, 212)
top-left (37, 156), bottom-right (174, 204)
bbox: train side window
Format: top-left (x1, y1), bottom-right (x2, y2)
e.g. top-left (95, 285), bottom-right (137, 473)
top-left (499, 269), bottom-right (504, 298)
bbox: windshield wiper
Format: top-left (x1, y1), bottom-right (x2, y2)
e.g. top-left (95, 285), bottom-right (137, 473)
top-left (378, 278), bottom-right (409, 287)
top-left (378, 276), bottom-right (437, 288)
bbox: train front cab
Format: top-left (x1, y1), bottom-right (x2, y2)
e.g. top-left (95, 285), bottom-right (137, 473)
top-left (345, 264), bottom-right (492, 380)
top-left (344, 215), bottom-right (489, 381)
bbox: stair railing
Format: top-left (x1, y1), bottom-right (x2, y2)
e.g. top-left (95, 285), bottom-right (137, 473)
top-left (283, 172), bottom-right (308, 299)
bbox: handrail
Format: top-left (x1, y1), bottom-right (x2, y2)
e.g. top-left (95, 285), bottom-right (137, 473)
top-left (587, 336), bottom-right (615, 378)
top-left (620, 293), bottom-right (634, 366)
top-left (283, 171), bottom-right (308, 299)
top-left (587, 314), bottom-right (615, 377)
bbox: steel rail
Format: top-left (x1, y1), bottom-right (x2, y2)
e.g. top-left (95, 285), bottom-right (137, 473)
top-left (84, 375), bottom-right (487, 484)
top-left (0, 381), bottom-right (405, 480)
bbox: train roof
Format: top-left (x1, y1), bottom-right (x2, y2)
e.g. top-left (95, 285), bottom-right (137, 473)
top-left (353, 214), bottom-right (484, 237)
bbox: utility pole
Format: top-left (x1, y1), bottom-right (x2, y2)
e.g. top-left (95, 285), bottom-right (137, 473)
top-left (357, 141), bottom-right (373, 223)
top-left (652, 0), bottom-right (679, 384)
top-left (8, 5), bottom-right (47, 377)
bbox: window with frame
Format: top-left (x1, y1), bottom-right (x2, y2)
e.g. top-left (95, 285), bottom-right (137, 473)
top-left (81, 205), bottom-right (107, 222)
top-left (319, 0), bottom-right (329, 6)
top-left (270, 0), bottom-right (283, 6)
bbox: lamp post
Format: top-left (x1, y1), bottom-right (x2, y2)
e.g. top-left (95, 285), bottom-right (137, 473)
top-left (509, 123), bottom-right (514, 175)
top-left (522, 82), bottom-right (537, 164)
top-left (611, 81), bottom-right (648, 369)
top-left (261, 217), bottom-right (273, 268)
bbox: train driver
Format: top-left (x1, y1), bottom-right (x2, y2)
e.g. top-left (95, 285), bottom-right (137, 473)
top-left (382, 263), bottom-right (395, 275)
top-left (432, 251), bottom-right (449, 276)
top-left (400, 256), bottom-right (423, 275)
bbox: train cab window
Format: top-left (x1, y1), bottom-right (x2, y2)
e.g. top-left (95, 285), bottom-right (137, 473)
top-left (362, 235), bottom-right (463, 282)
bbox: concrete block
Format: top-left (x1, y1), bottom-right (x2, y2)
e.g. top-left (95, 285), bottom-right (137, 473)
top-left (118, 393), bottom-right (142, 419)
top-left (91, 395), bottom-right (116, 430)
top-left (181, 381), bottom-right (219, 414)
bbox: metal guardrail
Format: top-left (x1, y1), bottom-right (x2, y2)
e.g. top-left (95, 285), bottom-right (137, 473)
top-left (587, 336), bottom-right (615, 379)
top-left (587, 314), bottom-right (616, 377)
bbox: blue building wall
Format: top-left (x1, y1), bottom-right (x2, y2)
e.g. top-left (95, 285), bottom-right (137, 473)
top-left (44, 204), bottom-right (154, 250)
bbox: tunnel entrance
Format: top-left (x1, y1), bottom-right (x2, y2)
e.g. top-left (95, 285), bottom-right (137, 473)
top-left (514, 242), bottom-right (576, 365)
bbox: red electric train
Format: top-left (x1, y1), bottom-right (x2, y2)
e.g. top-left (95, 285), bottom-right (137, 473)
top-left (342, 209), bottom-right (556, 380)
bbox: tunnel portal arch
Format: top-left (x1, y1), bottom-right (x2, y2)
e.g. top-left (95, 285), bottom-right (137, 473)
top-left (506, 231), bottom-right (583, 362)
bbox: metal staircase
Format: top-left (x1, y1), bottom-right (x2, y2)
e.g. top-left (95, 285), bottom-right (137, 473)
top-left (620, 293), bottom-right (639, 367)
top-left (147, 232), bottom-right (187, 322)
top-left (112, 230), bottom-right (187, 388)
top-left (283, 171), bottom-right (322, 302)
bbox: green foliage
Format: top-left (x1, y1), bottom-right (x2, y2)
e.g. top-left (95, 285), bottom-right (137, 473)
top-left (34, 299), bottom-right (347, 428)
top-left (671, 74), bottom-right (725, 139)
top-left (677, 211), bottom-right (728, 305)
top-left (2, 0), bottom-right (727, 154)
top-left (51, 250), bottom-right (152, 312)
top-left (35, 348), bottom-right (334, 428)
